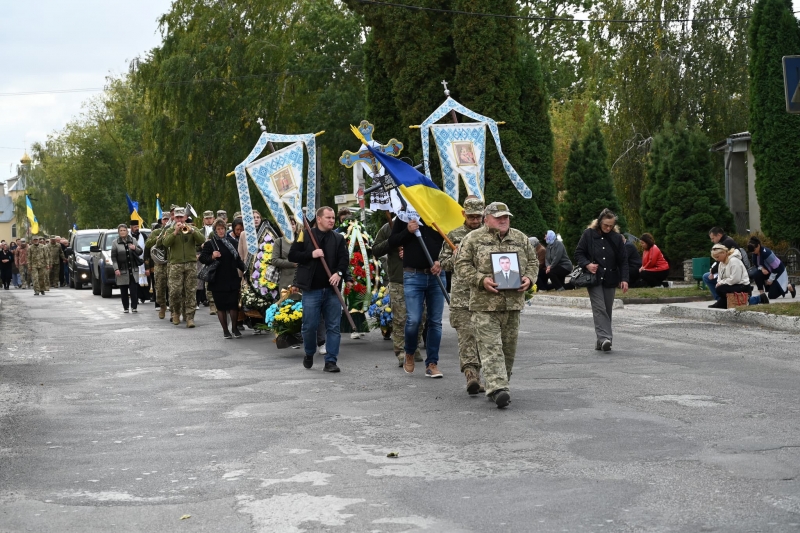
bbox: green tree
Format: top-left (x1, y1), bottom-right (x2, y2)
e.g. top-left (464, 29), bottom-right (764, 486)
top-left (561, 108), bottom-right (626, 256)
top-left (748, 0), bottom-right (800, 243)
top-left (13, 145), bottom-right (75, 237)
top-left (642, 122), bottom-right (734, 263)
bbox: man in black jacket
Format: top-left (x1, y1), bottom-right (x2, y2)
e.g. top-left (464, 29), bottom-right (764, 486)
top-left (289, 207), bottom-right (353, 373)
top-left (704, 227), bottom-right (739, 302)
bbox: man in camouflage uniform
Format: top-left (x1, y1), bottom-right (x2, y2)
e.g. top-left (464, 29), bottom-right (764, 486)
top-left (146, 212), bottom-right (172, 318)
top-left (439, 197), bottom-right (484, 394)
top-left (372, 215), bottom-right (424, 366)
top-left (29, 236), bottom-right (50, 295)
top-left (455, 202), bottom-right (538, 408)
top-left (162, 207), bottom-right (204, 327)
top-left (49, 236), bottom-right (65, 288)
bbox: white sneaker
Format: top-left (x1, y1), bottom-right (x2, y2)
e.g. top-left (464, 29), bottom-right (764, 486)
top-left (350, 332), bottom-right (360, 340)
top-left (319, 344), bottom-right (327, 355)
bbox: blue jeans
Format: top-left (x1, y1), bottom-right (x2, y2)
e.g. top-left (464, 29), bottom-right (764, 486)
top-left (301, 287), bottom-right (341, 363)
top-left (703, 272), bottom-right (718, 300)
top-left (63, 263), bottom-right (70, 286)
top-left (12, 272), bottom-right (20, 287)
top-left (403, 271), bottom-right (445, 366)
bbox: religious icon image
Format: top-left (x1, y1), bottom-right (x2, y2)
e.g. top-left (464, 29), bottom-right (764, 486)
top-left (271, 166), bottom-right (297, 197)
top-left (491, 252), bottom-right (521, 290)
top-left (453, 141), bottom-right (477, 166)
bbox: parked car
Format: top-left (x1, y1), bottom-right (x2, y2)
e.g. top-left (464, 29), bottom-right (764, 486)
top-left (90, 229), bottom-right (151, 298)
top-left (65, 229), bottom-right (103, 289)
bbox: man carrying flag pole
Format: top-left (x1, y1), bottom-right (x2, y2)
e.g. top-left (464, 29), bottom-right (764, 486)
top-left (126, 194), bottom-right (145, 227)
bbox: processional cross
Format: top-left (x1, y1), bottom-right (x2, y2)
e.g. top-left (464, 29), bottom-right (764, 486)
top-left (339, 120), bottom-right (403, 219)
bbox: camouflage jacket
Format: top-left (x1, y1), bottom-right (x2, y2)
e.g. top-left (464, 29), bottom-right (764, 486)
top-left (455, 226), bottom-right (538, 312)
top-left (439, 223), bottom-right (481, 309)
top-left (49, 243), bottom-right (65, 265)
top-left (29, 244), bottom-right (49, 269)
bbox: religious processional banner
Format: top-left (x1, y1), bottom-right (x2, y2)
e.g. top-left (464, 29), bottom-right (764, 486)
top-left (430, 122), bottom-right (486, 200)
top-left (419, 97), bottom-right (532, 200)
top-left (235, 131), bottom-right (317, 254)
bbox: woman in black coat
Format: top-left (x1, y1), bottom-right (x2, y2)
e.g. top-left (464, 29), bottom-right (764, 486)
top-left (0, 243), bottom-right (13, 289)
top-left (199, 218), bottom-right (246, 339)
top-left (574, 208), bottom-right (629, 352)
top-left (110, 224), bottom-right (144, 313)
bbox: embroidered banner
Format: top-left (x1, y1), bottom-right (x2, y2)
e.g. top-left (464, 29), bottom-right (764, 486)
top-left (419, 97), bottom-right (531, 200)
top-left (430, 122), bottom-right (486, 200)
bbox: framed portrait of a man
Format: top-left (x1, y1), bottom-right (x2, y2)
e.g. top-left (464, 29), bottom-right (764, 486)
top-left (452, 141), bottom-right (477, 167)
top-left (271, 167), bottom-right (297, 197)
top-left (491, 252), bottom-right (521, 290)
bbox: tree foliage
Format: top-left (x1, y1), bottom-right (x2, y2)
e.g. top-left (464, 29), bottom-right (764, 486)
top-left (748, 0), bottom-right (800, 243)
top-left (561, 108), bottom-right (626, 256)
top-left (641, 122), bottom-right (734, 264)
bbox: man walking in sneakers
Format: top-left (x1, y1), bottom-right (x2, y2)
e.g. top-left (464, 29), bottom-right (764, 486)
top-left (439, 197), bottom-right (484, 394)
top-left (289, 207), bottom-right (352, 373)
top-left (389, 211), bottom-right (446, 378)
top-left (455, 202), bottom-right (538, 408)
top-left (162, 207), bottom-right (204, 327)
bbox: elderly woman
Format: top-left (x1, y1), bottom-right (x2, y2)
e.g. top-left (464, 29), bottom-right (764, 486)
top-left (237, 210), bottom-right (263, 262)
top-left (200, 218), bottom-right (247, 338)
top-left (544, 230), bottom-right (573, 291)
top-left (747, 236), bottom-right (796, 302)
top-left (638, 233), bottom-right (670, 287)
top-left (708, 244), bottom-right (751, 308)
top-left (110, 224), bottom-right (144, 313)
top-left (0, 242), bottom-right (13, 290)
top-left (574, 209), bottom-right (629, 351)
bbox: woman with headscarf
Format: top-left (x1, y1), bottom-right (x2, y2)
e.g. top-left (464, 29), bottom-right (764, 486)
top-left (574, 209), bottom-right (629, 351)
top-left (544, 230), bottom-right (572, 291)
top-left (708, 244), bottom-right (751, 308)
top-left (200, 218), bottom-right (247, 338)
top-left (529, 237), bottom-right (548, 290)
top-left (110, 224), bottom-right (144, 313)
top-left (747, 236), bottom-right (796, 302)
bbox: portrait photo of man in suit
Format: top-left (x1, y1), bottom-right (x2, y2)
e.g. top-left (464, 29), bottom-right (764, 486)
top-left (493, 253), bottom-right (521, 290)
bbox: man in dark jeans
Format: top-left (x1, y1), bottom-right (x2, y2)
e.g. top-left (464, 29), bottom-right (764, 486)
top-left (703, 227), bottom-right (739, 301)
top-left (388, 213), bottom-right (446, 378)
top-left (289, 207), bottom-right (353, 373)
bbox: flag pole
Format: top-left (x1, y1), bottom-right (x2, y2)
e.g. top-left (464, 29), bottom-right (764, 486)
top-left (301, 207), bottom-right (357, 331)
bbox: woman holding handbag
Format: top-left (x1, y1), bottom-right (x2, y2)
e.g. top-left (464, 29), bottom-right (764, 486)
top-left (708, 244), bottom-right (752, 309)
top-left (574, 209), bottom-right (629, 352)
top-left (110, 224), bottom-right (144, 313)
top-left (199, 218), bottom-right (247, 338)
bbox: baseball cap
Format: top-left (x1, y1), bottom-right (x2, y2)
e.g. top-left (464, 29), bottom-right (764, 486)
top-left (484, 202), bottom-right (513, 218)
top-left (463, 198), bottom-right (485, 215)
top-left (174, 207), bottom-right (187, 217)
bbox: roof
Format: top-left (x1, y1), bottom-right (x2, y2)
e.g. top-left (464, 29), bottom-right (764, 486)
top-left (0, 196), bottom-right (15, 223)
top-left (710, 132), bottom-right (751, 152)
top-left (6, 174), bottom-right (27, 192)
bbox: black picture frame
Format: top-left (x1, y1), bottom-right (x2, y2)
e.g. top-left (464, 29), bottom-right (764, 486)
top-left (491, 252), bottom-right (521, 290)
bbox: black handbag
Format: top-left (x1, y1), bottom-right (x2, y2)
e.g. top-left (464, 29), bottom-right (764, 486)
top-left (571, 235), bottom-right (599, 287)
top-left (198, 238), bottom-right (220, 283)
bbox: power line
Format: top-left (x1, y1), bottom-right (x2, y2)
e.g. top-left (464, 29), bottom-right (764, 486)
top-left (357, 0), bottom-right (768, 24)
top-left (0, 66), bottom-right (362, 98)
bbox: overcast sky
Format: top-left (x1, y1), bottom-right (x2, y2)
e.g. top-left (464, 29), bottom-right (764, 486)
top-left (2, 1), bottom-right (799, 185)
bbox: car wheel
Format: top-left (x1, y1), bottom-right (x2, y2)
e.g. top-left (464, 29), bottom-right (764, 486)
top-left (101, 280), bottom-right (112, 298)
top-left (91, 269), bottom-right (101, 295)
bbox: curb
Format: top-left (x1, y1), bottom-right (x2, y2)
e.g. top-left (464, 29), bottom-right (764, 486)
top-left (621, 296), bottom-right (710, 304)
top-left (660, 304), bottom-right (800, 333)
top-left (527, 295), bottom-right (624, 310)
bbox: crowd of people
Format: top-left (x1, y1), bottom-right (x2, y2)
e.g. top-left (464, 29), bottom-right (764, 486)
top-left (11, 197), bottom-right (797, 409)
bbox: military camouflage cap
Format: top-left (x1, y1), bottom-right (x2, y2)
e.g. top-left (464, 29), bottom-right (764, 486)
top-left (484, 201), bottom-right (513, 217)
top-left (463, 197), bottom-right (485, 215)
top-left (173, 207), bottom-right (187, 217)
top-left (216, 210), bottom-right (227, 216)
top-left (161, 212), bottom-right (170, 220)
top-left (170, 204), bottom-right (180, 210)
top-left (203, 210), bottom-right (214, 218)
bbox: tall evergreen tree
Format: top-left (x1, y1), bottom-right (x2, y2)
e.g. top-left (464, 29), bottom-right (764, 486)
top-left (748, 0), bottom-right (800, 243)
top-left (561, 109), bottom-right (626, 256)
top-left (644, 122), bottom-right (735, 264)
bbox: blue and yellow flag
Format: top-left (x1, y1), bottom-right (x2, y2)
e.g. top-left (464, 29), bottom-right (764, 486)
top-left (354, 126), bottom-right (463, 235)
top-left (155, 195), bottom-right (163, 222)
top-left (126, 194), bottom-right (145, 226)
top-left (26, 195), bottom-right (39, 234)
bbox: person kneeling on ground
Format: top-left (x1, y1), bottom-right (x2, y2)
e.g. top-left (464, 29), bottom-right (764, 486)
top-left (544, 230), bottom-right (572, 291)
top-left (708, 244), bottom-right (751, 309)
top-left (746, 236), bottom-right (796, 304)
top-left (638, 233), bottom-right (670, 287)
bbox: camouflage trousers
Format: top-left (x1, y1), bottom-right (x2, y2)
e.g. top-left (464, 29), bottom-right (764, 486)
top-left (450, 308), bottom-right (480, 372)
top-left (471, 310), bottom-right (520, 396)
top-left (168, 262), bottom-right (197, 320)
top-left (50, 264), bottom-right (60, 286)
top-left (19, 264), bottom-right (29, 288)
top-left (388, 282), bottom-right (422, 359)
top-left (32, 266), bottom-right (49, 293)
top-left (153, 263), bottom-right (169, 308)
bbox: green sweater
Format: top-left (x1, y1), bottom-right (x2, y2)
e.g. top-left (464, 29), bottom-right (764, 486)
top-left (161, 227), bottom-right (205, 264)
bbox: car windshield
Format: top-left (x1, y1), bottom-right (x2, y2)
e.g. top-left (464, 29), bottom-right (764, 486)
top-left (74, 234), bottom-right (99, 253)
top-left (102, 234), bottom-right (116, 251)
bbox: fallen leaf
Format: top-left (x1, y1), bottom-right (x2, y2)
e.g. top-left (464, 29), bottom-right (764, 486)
top-left (180, 515), bottom-right (191, 520)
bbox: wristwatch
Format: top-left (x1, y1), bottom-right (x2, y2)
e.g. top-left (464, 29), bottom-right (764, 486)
top-left (337, 271), bottom-right (343, 277)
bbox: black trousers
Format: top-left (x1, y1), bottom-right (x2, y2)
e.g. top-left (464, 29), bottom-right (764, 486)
top-left (639, 269), bottom-right (669, 287)
top-left (119, 275), bottom-right (139, 310)
top-left (754, 270), bottom-right (786, 299)
top-left (546, 265), bottom-right (571, 290)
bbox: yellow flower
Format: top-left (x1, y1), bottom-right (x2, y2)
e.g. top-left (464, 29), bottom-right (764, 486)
top-left (264, 244), bottom-right (273, 252)
top-left (384, 306), bottom-right (392, 313)
top-left (267, 282), bottom-right (277, 289)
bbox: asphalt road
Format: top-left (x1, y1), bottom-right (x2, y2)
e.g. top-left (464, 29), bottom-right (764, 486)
top-left (1, 287), bottom-right (799, 533)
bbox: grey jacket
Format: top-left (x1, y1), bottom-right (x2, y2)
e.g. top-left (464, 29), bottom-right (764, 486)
top-left (271, 237), bottom-right (298, 289)
top-left (545, 239), bottom-right (573, 272)
top-left (110, 235), bottom-right (143, 286)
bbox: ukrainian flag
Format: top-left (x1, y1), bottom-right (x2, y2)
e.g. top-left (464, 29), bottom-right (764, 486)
top-left (155, 195), bottom-right (163, 222)
top-left (126, 194), bottom-right (145, 226)
top-left (26, 195), bottom-right (39, 234)
top-left (353, 127), bottom-right (463, 235)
